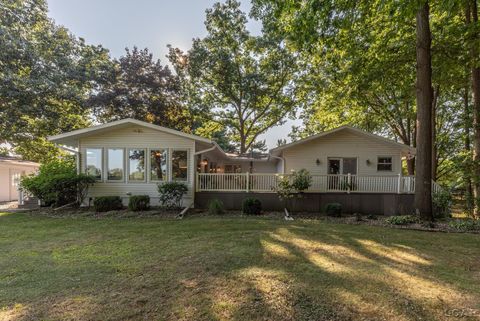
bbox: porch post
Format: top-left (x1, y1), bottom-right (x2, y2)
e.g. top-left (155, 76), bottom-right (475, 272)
top-left (246, 172), bottom-right (250, 192)
top-left (397, 173), bottom-right (402, 194)
top-left (347, 173), bottom-right (351, 194)
top-left (196, 172), bottom-right (199, 192)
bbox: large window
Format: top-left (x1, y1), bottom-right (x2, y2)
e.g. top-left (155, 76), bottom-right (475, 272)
top-left (377, 157), bottom-right (393, 171)
top-left (128, 149), bottom-right (146, 181)
top-left (172, 150), bottom-right (188, 181)
top-left (107, 148), bottom-right (124, 181)
top-left (150, 149), bottom-right (167, 181)
top-left (86, 148), bottom-right (102, 180)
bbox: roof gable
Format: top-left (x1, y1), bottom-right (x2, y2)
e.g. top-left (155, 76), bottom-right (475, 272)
top-left (269, 126), bottom-right (415, 155)
top-left (48, 118), bottom-right (212, 147)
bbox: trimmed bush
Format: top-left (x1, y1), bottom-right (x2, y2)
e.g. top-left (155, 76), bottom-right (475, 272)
top-left (94, 196), bottom-right (123, 212)
top-left (158, 181), bottom-right (188, 209)
top-left (128, 195), bottom-right (150, 211)
top-left (325, 203), bottom-right (342, 217)
top-left (208, 199), bottom-right (225, 215)
top-left (385, 215), bottom-right (419, 225)
top-left (242, 198), bottom-right (262, 215)
top-left (20, 158), bottom-right (95, 207)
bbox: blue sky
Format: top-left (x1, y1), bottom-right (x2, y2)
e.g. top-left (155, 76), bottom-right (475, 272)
top-left (47, 0), bottom-right (299, 148)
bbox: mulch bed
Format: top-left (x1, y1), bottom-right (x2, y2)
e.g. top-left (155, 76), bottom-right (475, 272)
top-left (21, 207), bottom-right (479, 234)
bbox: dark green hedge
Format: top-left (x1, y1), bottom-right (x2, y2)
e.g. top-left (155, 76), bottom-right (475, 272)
top-left (94, 196), bottom-right (123, 212)
top-left (242, 198), bottom-right (262, 215)
top-left (128, 195), bottom-right (150, 211)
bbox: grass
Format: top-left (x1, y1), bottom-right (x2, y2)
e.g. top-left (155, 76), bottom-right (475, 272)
top-left (0, 212), bottom-right (479, 321)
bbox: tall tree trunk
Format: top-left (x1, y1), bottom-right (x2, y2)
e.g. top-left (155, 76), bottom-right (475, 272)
top-left (468, 0), bottom-right (480, 218)
top-left (464, 86), bottom-right (474, 214)
top-left (431, 85), bottom-right (440, 181)
top-left (414, 2), bottom-right (433, 220)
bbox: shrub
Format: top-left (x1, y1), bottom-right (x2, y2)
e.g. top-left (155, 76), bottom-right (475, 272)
top-left (208, 199), bottom-right (225, 215)
top-left (242, 198), bottom-right (262, 215)
top-left (20, 158), bottom-right (95, 207)
top-left (128, 195), bottom-right (150, 211)
top-left (291, 169), bottom-right (312, 192)
top-left (325, 203), bottom-right (342, 217)
top-left (158, 181), bottom-right (188, 209)
top-left (432, 189), bottom-right (452, 218)
top-left (448, 219), bottom-right (479, 231)
top-left (273, 169), bottom-right (312, 213)
top-left (385, 215), bottom-right (419, 225)
top-left (94, 196), bottom-right (123, 212)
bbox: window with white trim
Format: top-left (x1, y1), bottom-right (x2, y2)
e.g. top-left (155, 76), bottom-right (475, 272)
top-left (377, 157), bottom-right (393, 171)
top-left (86, 148), bottom-right (102, 180)
top-left (172, 150), bottom-right (188, 181)
top-left (107, 148), bottom-right (124, 181)
top-left (128, 149), bottom-right (146, 181)
top-left (150, 149), bottom-right (168, 181)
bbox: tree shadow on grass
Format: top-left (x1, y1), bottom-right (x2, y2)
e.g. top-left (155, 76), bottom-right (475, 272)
top-left (1, 216), bottom-right (479, 320)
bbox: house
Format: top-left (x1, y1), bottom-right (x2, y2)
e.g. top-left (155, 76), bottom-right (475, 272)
top-left (48, 118), bottom-right (426, 215)
top-left (0, 156), bottom-right (39, 202)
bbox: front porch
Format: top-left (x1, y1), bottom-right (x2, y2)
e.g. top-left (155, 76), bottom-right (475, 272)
top-left (196, 173), bottom-right (442, 194)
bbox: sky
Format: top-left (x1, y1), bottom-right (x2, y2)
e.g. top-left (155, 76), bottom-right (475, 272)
top-left (47, 0), bottom-right (300, 149)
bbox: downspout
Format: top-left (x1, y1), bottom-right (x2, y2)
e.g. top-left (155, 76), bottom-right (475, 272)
top-left (269, 154), bottom-right (285, 174)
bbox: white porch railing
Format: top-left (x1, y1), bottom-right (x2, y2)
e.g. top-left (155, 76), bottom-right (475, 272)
top-left (196, 173), bottom-right (442, 194)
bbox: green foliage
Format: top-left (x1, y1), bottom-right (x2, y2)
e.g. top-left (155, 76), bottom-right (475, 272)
top-left (0, 0), bottom-right (112, 162)
top-left (274, 169), bottom-right (313, 202)
top-left (291, 169), bottom-right (313, 192)
top-left (274, 176), bottom-right (297, 201)
top-left (169, 0), bottom-right (300, 153)
top-left (93, 196), bottom-right (123, 212)
top-left (242, 198), bottom-right (262, 215)
top-left (158, 182), bottom-right (188, 209)
top-left (448, 219), bottom-right (480, 232)
top-left (128, 195), bottom-right (150, 212)
top-left (208, 199), bottom-right (225, 215)
top-left (325, 203), bottom-right (342, 217)
top-left (385, 215), bottom-right (420, 225)
top-left (432, 189), bottom-right (452, 218)
top-left (20, 158), bottom-right (95, 206)
top-left (89, 47), bottom-right (191, 132)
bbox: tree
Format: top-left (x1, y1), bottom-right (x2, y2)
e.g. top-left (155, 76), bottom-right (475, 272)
top-left (169, 0), bottom-right (299, 153)
top-left (414, 1), bottom-right (433, 220)
top-left (0, 0), bottom-right (111, 162)
top-left (89, 47), bottom-right (191, 132)
top-left (466, 0), bottom-right (480, 217)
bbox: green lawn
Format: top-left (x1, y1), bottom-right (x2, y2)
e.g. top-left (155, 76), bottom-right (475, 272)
top-left (0, 212), bottom-right (479, 321)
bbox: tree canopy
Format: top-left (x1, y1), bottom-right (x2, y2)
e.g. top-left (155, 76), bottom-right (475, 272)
top-left (169, 0), bottom-right (301, 153)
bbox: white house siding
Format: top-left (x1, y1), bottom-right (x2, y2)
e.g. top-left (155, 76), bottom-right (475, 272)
top-left (79, 125), bottom-right (196, 206)
top-left (281, 129), bottom-right (403, 176)
top-left (0, 163), bottom-right (38, 202)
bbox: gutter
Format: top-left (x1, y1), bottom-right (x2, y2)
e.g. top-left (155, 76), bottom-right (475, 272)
top-left (194, 143), bottom-right (218, 155)
top-left (55, 144), bottom-right (80, 175)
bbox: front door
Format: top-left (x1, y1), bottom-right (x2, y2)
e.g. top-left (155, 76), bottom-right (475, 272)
top-left (328, 159), bottom-right (341, 175)
top-left (328, 158), bottom-right (357, 190)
